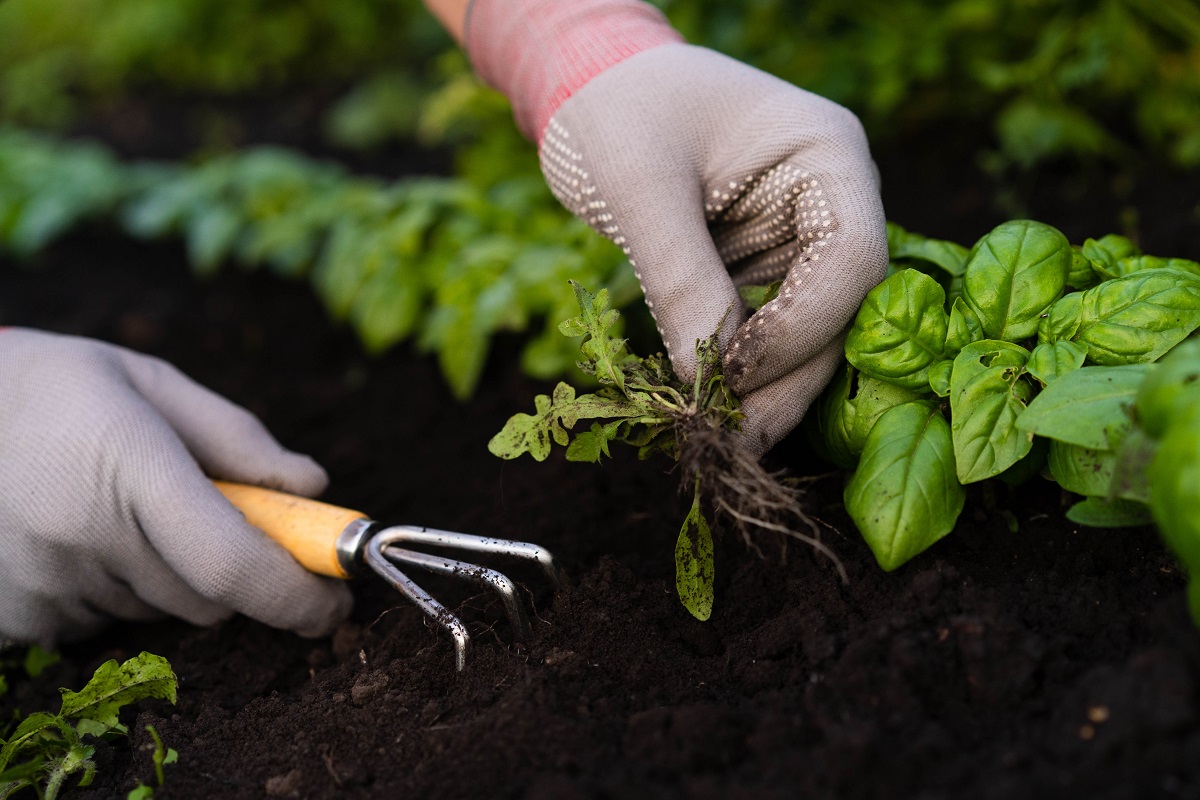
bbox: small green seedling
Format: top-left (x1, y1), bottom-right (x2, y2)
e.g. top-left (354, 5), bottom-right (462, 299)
top-left (0, 652), bottom-right (177, 800)
top-left (125, 723), bottom-right (178, 799)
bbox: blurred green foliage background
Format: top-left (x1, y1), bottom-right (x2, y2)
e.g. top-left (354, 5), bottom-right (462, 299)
top-left (3, 0), bottom-right (1199, 165)
top-left (1, 0), bottom-right (1198, 393)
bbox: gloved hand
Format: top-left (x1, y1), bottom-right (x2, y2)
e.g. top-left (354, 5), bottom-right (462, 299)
top-left (467, 0), bottom-right (888, 456)
top-left (0, 328), bottom-right (352, 645)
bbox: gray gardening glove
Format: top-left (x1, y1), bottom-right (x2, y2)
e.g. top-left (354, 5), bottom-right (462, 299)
top-left (539, 45), bottom-right (888, 456)
top-left (0, 328), bottom-right (352, 645)
top-left (467, 0), bottom-right (888, 455)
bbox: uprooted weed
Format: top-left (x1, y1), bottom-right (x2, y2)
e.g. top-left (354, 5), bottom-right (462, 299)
top-left (489, 281), bottom-right (845, 618)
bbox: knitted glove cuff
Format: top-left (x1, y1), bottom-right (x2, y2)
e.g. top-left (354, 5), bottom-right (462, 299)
top-left (465, 0), bottom-right (682, 142)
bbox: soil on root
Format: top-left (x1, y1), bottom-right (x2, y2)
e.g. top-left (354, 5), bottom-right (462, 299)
top-left (1, 141), bottom-right (1199, 799)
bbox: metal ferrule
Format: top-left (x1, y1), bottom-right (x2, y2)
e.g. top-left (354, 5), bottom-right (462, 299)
top-left (334, 518), bottom-right (376, 577)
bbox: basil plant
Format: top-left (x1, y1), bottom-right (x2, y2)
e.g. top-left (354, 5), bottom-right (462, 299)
top-left (809, 220), bottom-right (1200, 576)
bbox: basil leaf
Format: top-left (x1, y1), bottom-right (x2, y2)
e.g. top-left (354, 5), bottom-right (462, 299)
top-left (1027, 340), bottom-right (1087, 386)
top-left (806, 364), bottom-right (858, 468)
top-left (929, 359), bottom-right (953, 397)
top-left (1081, 234), bottom-right (1141, 277)
top-left (1066, 497), bottom-right (1153, 528)
top-left (1134, 338), bottom-right (1200, 438)
top-left (886, 222), bottom-right (969, 276)
top-left (1148, 408), bottom-right (1200, 621)
top-left (849, 375), bottom-right (925, 452)
top-left (1067, 248), bottom-right (1099, 290)
top-left (1037, 292), bottom-right (1083, 344)
top-left (807, 365), bottom-right (923, 468)
top-left (1109, 426), bottom-right (1156, 504)
top-left (1074, 269), bottom-right (1200, 365)
top-left (950, 340), bottom-right (1034, 483)
top-left (1113, 255), bottom-right (1200, 279)
top-left (944, 297), bottom-right (983, 356)
top-left (1017, 364), bottom-right (1148, 449)
top-left (844, 401), bottom-right (964, 572)
top-left (998, 436), bottom-right (1049, 487)
top-left (845, 269), bottom-right (948, 390)
top-left (962, 220), bottom-right (1072, 341)
top-left (1048, 440), bottom-right (1116, 497)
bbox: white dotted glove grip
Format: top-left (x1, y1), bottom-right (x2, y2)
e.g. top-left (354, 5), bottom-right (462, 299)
top-left (539, 44), bottom-right (888, 455)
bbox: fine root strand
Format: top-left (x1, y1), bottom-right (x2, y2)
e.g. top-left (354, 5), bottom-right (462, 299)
top-left (676, 418), bottom-right (848, 585)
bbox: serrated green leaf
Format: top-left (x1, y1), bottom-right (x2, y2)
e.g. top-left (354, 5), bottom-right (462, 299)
top-left (488, 409), bottom-right (552, 461)
top-left (675, 479), bottom-right (714, 621)
top-left (565, 421), bottom-right (617, 463)
top-left (845, 400), bottom-right (964, 571)
top-left (1017, 364), bottom-right (1148, 449)
top-left (1027, 340), bottom-right (1087, 386)
top-left (1066, 497), bottom-right (1153, 528)
top-left (567, 392), bottom-right (651, 425)
top-left (487, 383), bottom-right (650, 462)
top-left (845, 269), bottom-right (948, 390)
top-left (950, 340), bottom-right (1034, 483)
top-left (59, 653), bottom-right (176, 738)
top-left (563, 281), bottom-right (627, 390)
top-left (962, 220), bottom-right (1071, 341)
top-left (0, 713), bottom-right (70, 774)
top-left (1074, 269), bottom-right (1200, 365)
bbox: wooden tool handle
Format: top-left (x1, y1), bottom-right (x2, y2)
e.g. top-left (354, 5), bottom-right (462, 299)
top-left (213, 481), bottom-right (368, 579)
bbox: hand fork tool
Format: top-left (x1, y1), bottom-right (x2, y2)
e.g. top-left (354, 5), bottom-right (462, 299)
top-left (214, 481), bottom-right (562, 672)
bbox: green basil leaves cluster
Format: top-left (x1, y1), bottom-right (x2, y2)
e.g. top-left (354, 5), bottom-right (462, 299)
top-left (816, 221), bottom-right (1200, 573)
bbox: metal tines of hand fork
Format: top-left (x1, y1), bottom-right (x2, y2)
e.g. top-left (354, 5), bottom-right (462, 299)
top-left (357, 525), bottom-right (562, 672)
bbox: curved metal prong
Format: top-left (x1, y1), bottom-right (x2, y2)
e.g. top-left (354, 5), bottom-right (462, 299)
top-left (379, 525), bottom-right (563, 588)
top-left (379, 544), bottom-right (532, 643)
top-left (364, 535), bottom-right (470, 672)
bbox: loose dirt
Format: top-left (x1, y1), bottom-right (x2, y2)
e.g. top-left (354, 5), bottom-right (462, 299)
top-left (2, 133), bottom-right (1199, 798)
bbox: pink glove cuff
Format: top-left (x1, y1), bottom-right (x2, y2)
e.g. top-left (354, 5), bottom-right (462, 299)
top-left (465, 0), bottom-right (683, 142)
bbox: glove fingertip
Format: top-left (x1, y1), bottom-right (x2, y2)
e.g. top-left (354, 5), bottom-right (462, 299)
top-left (268, 451), bottom-right (329, 498)
top-left (290, 582), bottom-right (354, 638)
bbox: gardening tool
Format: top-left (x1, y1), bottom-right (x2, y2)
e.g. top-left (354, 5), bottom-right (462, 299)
top-left (213, 481), bottom-right (562, 672)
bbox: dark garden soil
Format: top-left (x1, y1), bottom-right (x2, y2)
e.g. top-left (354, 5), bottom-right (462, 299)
top-left (3, 130), bottom-right (1200, 799)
